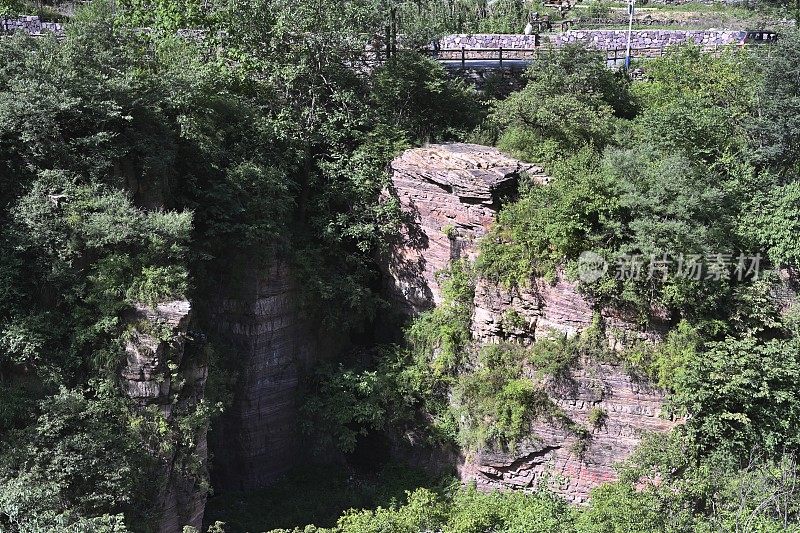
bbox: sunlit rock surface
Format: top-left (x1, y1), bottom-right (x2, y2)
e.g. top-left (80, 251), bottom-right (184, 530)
top-left (386, 143), bottom-right (677, 501)
top-left (386, 142), bottom-right (546, 311)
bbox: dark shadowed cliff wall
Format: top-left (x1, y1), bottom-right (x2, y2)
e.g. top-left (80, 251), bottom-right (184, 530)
top-left (205, 260), bottom-right (322, 492)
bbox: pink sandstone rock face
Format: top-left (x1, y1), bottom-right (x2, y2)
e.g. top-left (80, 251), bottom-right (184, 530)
top-left (206, 261), bottom-right (320, 492)
top-left (472, 276), bottom-right (670, 347)
top-left (471, 276), bottom-right (596, 343)
top-left (386, 143), bottom-right (677, 501)
top-left (459, 361), bottom-right (676, 503)
top-left (122, 300), bottom-right (208, 533)
top-left (386, 143), bottom-right (547, 311)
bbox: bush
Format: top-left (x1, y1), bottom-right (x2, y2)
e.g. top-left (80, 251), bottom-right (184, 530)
top-left (587, 407), bottom-right (607, 428)
top-left (372, 52), bottom-right (485, 144)
top-left (0, 386), bottom-right (158, 529)
top-left (492, 44), bottom-right (634, 162)
top-left (408, 260), bottom-right (475, 375)
top-left (673, 335), bottom-right (800, 456)
top-left (451, 343), bottom-right (552, 451)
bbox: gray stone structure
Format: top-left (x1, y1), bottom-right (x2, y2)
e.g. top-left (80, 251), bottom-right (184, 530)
top-left (1, 16), bottom-right (64, 36)
top-left (439, 29), bottom-right (749, 52)
top-left (550, 28), bottom-right (748, 48)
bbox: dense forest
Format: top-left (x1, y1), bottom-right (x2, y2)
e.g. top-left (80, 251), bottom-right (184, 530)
top-left (1, 0), bottom-right (800, 532)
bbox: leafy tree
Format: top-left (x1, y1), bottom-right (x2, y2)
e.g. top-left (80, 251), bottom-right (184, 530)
top-left (0, 386), bottom-right (157, 531)
top-left (632, 45), bottom-right (757, 165)
top-left (750, 30), bottom-right (800, 175)
top-left (738, 179), bottom-right (800, 269)
top-left (492, 45), bottom-right (633, 162)
top-left (673, 335), bottom-right (800, 456)
top-left (371, 51), bottom-right (485, 144)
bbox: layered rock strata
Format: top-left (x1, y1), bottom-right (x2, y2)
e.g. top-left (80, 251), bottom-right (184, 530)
top-left (386, 142), bottom-right (546, 311)
top-left (122, 300), bottom-right (208, 532)
top-left (386, 143), bottom-right (676, 501)
top-left (460, 362), bottom-right (675, 502)
top-left (206, 261), bottom-right (319, 492)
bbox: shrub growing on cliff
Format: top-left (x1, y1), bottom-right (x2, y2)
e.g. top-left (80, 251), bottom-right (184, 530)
top-left (579, 433), bottom-right (800, 532)
top-left (4, 174), bottom-right (191, 376)
top-left (451, 343), bottom-right (552, 451)
top-left (408, 259), bottom-right (476, 375)
top-left (623, 320), bottom-right (701, 391)
top-left (301, 260), bottom-right (477, 452)
top-left (478, 140), bottom-right (750, 323)
top-left (476, 148), bottom-right (625, 288)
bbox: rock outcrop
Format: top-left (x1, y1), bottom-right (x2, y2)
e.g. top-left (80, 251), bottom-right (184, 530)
top-left (386, 143), bottom-right (547, 311)
top-left (472, 276), bottom-right (670, 346)
top-left (386, 143), bottom-right (677, 501)
top-left (460, 362), bottom-right (675, 502)
top-left (206, 260), bottom-right (320, 492)
top-left (122, 300), bottom-right (208, 532)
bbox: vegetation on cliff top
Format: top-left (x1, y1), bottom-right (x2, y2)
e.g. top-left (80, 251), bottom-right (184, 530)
top-left (0, 1), bottom-right (484, 530)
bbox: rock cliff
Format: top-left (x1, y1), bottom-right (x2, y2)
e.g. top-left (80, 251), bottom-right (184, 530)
top-left (386, 143), bottom-right (547, 311)
top-left (122, 300), bottom-right (208, 532)
top-left (206, 261), bottom-right (319, 492)
top-left (386, 143), bottom-right (677, 501)
top-left (460, 361), bottom-right (675, 502)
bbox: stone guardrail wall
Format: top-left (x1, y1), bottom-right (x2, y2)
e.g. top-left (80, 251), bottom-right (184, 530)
top-left (439, 34), bottom-right (540, 49)
top-left (1, 16), bottom-right (64, 35)
top-left (440, 29), bottom-right (750, 50)
top-left (647, 0), bottom-right (751, 4)
top-left (550, 29), bottom-right (748, 48)
top-left (1, 16), bottom-right (213, 40)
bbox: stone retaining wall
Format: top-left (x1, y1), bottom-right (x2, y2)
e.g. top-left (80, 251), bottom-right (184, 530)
top-left (439, 33), bottom-right (540, 50)
top-left (550, 29), bottom-right (747, 49)
top-left (440, 29), bottom-right (748, 50)
top-left (1, 16), bottom-right (64, 35)
top-left (648, 0), bottom-right (751, 4)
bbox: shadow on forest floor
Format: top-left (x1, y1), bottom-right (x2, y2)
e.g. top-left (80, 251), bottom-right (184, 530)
top-left (204, 461), bottom-right (454, 532)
